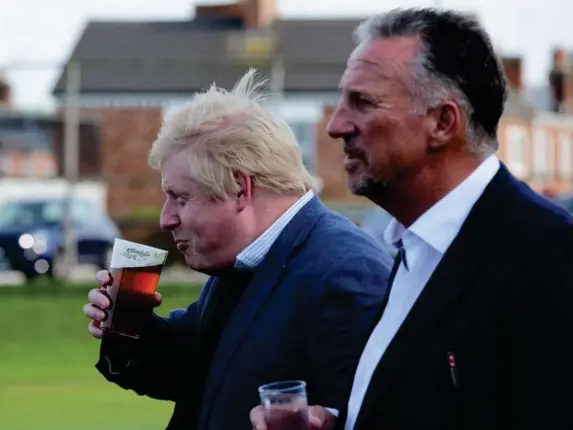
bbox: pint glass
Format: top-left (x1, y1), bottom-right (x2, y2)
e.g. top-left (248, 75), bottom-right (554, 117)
top-left (101, 238), bottom-right (168, 339)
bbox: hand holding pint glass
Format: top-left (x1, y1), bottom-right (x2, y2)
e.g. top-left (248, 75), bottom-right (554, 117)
top-left (84, 239), bottom-right (168, 339)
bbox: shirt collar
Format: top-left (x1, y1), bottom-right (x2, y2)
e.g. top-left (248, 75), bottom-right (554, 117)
top-left (235, 191), bottom-right (314, 270)
top-left (384, 155), bottom-right (500, 257)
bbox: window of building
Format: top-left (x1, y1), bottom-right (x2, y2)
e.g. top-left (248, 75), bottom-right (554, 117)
top-left (287, 121), bottom-right (316, 173)
top-left (20, 155), bottom-right (35, 177)
top-left (0, 152), bottom-right (14, 176)
top-left (43, 158), bottom-right (57, 178)
top-left (558, 132), bottom-right (573, 179)
top-left (505, 125), bottom-right (528, 177)
top-left (532, 128), bottom-right (551, 178)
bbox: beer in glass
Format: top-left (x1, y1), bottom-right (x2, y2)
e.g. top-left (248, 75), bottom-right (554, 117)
top-left (101, 238), bottom-right (168, 339)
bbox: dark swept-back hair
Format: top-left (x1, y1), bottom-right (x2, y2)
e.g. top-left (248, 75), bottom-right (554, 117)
top-left (355, 8), bottom-right (508, 154)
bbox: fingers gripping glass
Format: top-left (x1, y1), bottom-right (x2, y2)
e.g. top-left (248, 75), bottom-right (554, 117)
top-left (100, 239), bottom-right (168, 339)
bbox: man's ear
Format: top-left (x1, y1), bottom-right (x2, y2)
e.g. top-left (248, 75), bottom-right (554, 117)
top-left (426, 100), bottom-right (464, 151)
top-left (234, 172), bottom-right (252, 212)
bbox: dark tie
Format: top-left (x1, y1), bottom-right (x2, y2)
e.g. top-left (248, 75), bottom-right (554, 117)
top-left (204, 269), bottom-right (254, 351)
top-left (394, 239), bottom-right (408, 271)
top-left (373, 240), bottom-right (405, 322)
top-left (187, 268), bottom-right (254, 428)
top-left (387, 239), bottom-right (406, 290)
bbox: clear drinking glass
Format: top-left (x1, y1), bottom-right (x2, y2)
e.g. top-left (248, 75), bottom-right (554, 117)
top-left (258, 380), bottom-right (308, 427)
top-left (100, 238), bottom-right (168, 339)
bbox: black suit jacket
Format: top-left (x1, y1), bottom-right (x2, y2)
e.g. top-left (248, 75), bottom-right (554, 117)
top-left (95, 197), bottom-right (392, 430)
top-left (350, 165), bottom-right (573, 430)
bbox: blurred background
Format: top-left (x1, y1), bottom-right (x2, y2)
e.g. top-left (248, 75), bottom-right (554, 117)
top-left (2, 0), bottom-right (573, 428)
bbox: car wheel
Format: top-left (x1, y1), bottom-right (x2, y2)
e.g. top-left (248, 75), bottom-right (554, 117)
top-left (23, 270), bottom-right (39, 282)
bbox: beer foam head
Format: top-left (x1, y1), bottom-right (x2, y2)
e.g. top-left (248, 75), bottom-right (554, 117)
top-left (110, 239), bottom-right (168, 269)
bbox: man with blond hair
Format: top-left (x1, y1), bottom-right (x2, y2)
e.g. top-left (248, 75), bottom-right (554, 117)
top-left (82, 69), bottom-right (392, 430)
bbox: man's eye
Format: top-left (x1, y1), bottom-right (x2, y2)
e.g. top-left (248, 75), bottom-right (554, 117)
top-left (357, 97), bottom-right (373, 106)
top-left (350, 93), bottom-right (374, 109)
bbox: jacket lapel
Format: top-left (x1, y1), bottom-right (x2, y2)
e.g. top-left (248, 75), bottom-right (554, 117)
top-left (194, 277), bottom-right (220, 337)
top-left (199, 196), bottom-right (328, 418)
top-left (355, 165), bottom-right (516, 428)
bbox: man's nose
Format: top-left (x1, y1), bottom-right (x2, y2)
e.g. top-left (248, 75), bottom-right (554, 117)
top-left (159, 203), bottom-right (179, 232)
top-left (327, 105), bottom-right (355, 139)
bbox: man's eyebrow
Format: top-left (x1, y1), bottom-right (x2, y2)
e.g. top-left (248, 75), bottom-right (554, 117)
top-left (161, 182), bottom-right (177, 195)
top-left (340, 85), bottom-right (383, 100)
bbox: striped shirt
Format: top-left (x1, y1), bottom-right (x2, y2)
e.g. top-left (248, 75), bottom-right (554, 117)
top-left (234, 191), bottom-right (314, 270)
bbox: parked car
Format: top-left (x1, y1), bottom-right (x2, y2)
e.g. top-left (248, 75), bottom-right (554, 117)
top-left (0, 197), bottom-right (120, 280)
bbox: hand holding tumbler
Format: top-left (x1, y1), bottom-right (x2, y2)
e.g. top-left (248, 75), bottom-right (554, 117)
top-left (258, 380), bottom-right (309, 429)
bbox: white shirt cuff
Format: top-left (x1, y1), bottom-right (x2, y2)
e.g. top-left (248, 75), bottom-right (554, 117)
top-left (325, 407), bottom-right (339, 417)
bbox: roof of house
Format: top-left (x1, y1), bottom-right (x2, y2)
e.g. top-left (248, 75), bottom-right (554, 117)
top-left (52, 18), bottom-right (360, 95)
top-left (51, 16), bottom-right (541, 121)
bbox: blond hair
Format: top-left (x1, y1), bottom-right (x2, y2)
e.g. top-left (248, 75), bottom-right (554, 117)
top-left (148, 68), bottom-right (317, 200)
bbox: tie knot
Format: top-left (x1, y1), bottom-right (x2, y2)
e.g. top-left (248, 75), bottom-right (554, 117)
top-left (393, 239), bottom-right (409, 271)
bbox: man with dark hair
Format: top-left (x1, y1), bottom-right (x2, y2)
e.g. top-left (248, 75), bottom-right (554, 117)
top-left (251, 7), bottom-right (573, 430)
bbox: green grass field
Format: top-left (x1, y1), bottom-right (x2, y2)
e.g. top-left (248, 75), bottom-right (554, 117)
top-left (0, 284), bottom-right (201, 430)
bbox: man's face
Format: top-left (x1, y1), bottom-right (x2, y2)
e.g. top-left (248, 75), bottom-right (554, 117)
top-left (327, 37), bottom-right (432, 202)
top-left (159, 152), bottom-right (239, 274)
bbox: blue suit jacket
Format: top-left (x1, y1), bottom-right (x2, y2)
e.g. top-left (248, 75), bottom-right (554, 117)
top-left (96, 197), bottom-right (392, 430)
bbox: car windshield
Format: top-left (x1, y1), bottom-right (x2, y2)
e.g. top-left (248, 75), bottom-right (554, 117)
top-left (0, 199), bottom-right (104, 229)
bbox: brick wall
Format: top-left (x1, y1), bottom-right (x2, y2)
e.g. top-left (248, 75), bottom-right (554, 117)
top-left (80, 107), bottom-right (165, 216)
top-left (195, 0), bottom-right (276, 29)
top-left (498, 115), bottom-right (573, 195)
top-left (501, 57), bottom-right (523, 92)
top-left (241, 0), bottom-right (276, 29)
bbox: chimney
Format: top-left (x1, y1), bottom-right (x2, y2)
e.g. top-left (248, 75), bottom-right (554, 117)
top-left (240, 0), bottom-right (276, 29)
top-left (0, 77), bottom-right (11, 109)
top-left (549, 47), bottom-right (570, 113)
top-left (501, 56), bottom-right (523, 92)
top-left (195, 2), bottom-right (243, 20)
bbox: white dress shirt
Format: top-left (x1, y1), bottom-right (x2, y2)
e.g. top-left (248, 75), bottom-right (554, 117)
top-left (344, 155), bottom-right (500, 430)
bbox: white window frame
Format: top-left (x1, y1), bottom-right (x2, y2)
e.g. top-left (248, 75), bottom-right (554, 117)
top-left (558, 132), bottom-right (573, 179)
top-left (21, 155), bottom-right (35, 177)
top-left (505, 125), bottom-right (528, 178)
top-left (287, 121), bottom-right (316, 173)
top-left (532, 128), bottom-right (551, 177)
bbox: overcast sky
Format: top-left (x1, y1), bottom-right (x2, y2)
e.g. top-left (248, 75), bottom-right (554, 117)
top-left (1, 0), bottom-right (572, 111)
